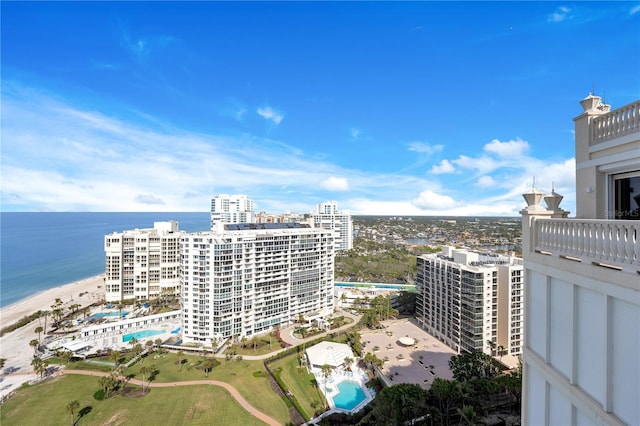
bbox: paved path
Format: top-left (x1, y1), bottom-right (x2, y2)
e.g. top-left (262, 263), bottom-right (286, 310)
top-left (62, 369), bottom-right (281, 426)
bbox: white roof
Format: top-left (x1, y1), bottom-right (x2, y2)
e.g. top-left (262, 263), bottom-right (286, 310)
top-left (306, 341), bottom-right (354, 368)
top-left (61, 340), bottom-right (92, 352)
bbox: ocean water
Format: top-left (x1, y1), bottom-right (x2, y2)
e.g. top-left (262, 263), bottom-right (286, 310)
top-left (0, 212), bottom-right (210, 308)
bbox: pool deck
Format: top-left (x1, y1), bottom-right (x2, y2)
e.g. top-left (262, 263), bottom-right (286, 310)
top-left (360, 318), bottom-right (456, 390)
top-left (312, 365), bottom-right (375, 415)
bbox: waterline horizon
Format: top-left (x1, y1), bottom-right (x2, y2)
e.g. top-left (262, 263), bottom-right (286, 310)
top-left (0, 212), bottom-right (211, 307)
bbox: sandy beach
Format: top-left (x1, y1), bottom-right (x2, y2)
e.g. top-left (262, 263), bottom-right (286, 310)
top-left (1, 275), bottom-right (106, 328)
top-left (0, 274), bottom-right (106, 400)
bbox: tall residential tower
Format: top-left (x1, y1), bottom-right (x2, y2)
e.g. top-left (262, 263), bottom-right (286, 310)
top-left (104, 221), bottom-right (183, 303)
top-left (311, 201), bottom-right (353, 251)
top-left (210, 194), bottom-right (256, 229)
top-left (415, 246), bottom-right (524, 360)
top-left (180, 223), bottom-right (335, 345)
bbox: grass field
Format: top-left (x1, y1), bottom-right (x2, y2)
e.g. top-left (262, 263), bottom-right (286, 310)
top-left (5, 350), bottom-right (292, 425)
top-left (269, 353), bottom-right (326, 420)
top-left (0, 375), bottom-right (269, 426)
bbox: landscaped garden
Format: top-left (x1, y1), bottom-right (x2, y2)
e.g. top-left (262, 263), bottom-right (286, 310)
top-left (7, 347), bottom-right (293, 425)
top-left (268, 351), bottom-right (326, 420)
top-left (0, 375), bottom-right (268, 426)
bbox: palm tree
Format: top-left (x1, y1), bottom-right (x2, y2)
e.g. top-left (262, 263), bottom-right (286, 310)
top-left (52, 308), bottom-right (64, 327)
top-left (487, 339), bottom-right (496, 357)
top-left (29, 339), bottom-right (39, 355)
top-left (202, 358), bottom-right (216, 378)
top-left (66, 400), bottom-right (80, 426)
top-left (31, 356), bottom-right (48, 379)
top-left (320, 363), bottom-right (334, 400)
top-left (60, 350), bottom-right (73, 367)
top-left (139, 364), bottom-right (155, 392)
top-left (41, 310), bottom-right (51, 335)
top-left (177, 350), bottom-right (185, 371)
top-left (34, 326), bottom-right (44, 344)
top-left (497, 345), bottom-right (506, 361)
top-left (109, 351), bottom-right (120, 370)
top-left (343, 356), bottom-right (354, 372)
top-left (458, 404), bottom-right (478, 425)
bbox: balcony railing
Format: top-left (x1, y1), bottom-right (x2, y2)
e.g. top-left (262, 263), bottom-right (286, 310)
top-left (592, 100), bottom-right (640, 145)
top-left (534, 218), bottom-right (639, 274)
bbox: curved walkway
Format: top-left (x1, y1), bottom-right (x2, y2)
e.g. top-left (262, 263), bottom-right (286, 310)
top-left (62, 370), bottom-right (281, 426)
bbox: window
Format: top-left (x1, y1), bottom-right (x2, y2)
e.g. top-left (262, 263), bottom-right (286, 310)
top-left (611, 171), bottom-right (640, 219)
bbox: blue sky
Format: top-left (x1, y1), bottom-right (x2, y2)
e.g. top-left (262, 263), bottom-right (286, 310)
top-left (2, 2), bottom-right (639, 215)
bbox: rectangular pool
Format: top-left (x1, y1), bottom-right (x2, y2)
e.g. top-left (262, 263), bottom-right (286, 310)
top-left (122, 329), bottom-right (164, 343)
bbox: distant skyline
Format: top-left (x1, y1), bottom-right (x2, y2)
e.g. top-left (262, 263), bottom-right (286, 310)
top-left (2, 2), bottom-right (639, 215)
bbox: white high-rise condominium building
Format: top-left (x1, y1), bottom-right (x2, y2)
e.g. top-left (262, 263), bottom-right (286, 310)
top-left (311, 201), bottom-right (353, 251)
top-left (180, 223), bottom-right (335, 345)
top-left (415, 246), bottom-right (524, 359)
top-left (210, 194), bottom-right (256, 229)
top-left (104, 221), bottom-right (183, 303)
top-left (521, 95), bottom-right (639, 425)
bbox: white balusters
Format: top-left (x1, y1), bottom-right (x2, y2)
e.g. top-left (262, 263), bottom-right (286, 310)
top-left (533, 219), bottom-right (639, 270)
top-left (593, 100), bottom-right (640, 144)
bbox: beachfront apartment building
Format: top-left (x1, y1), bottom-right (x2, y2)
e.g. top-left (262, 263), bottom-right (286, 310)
top-left (520, 95), bottom-right (639, 426)
top-left (210, 194), bottom-right (256, 229)
top-left (180, 223), bottom-right (335, 345)
top-left (415, 246), bottom-right (524, 360)
top-left (104, 221), bottom-right (184, 303)
top-left (311, 201), bottom-right (353, 251)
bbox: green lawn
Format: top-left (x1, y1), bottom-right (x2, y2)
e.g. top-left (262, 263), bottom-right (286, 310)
top-left (227, 336), bottom-right (288, 356)
top-left (269, 353), bottom-right (327, 420)
top-left (0, 375), bottom-right (268, 426)
top-left (53, 350), bottom-right (291, 424)
top-left (125, 351), bottom-right (291, 424)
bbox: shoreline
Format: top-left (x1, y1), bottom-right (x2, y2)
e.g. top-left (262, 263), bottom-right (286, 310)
top-left (0, 274), bottom-right (106, 328)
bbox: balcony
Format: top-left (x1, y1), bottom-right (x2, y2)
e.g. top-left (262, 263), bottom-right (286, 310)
top-left (533, 218), bottom-right (639, 275)
top-left (591, 99), bottom-right (640, 145)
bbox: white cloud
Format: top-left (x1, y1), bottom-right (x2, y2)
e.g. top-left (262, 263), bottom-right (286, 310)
top-left (452, 154), bottom-right (498, 174)
top-left (321, 177), bottom-right (349, 191)
top-left (257, 106), bottom-right (283, 124)
top-left (548, 6), bottom-right (571, 22)
top-left (430, 159), bottom-right (455, 174)
top-left (483, 138), bottom-right (530, 157)
top-left (135, 194), bottom-right (165, 205)
top-left (408, 142), bottom-right (443, 155)
top-left (350, 128), bottom-right (361, 139)
top-left (476, 175), bottom-right (496, 188)
top-left (631, 5), bottom-right (640, 15)
top-left (412, 190), bottom-right (459, 210)
top-left (1, 81), bottom-right (578, 216)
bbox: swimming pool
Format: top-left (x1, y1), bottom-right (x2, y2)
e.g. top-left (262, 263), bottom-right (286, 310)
top-left (122, 329), bottom-right (164, 343)
top-left (332, 380), bottom-right (367, 411)
top-left (335, 282), bottom-right (416, 291)
top-left (92, 311), bottom-right (129, 318)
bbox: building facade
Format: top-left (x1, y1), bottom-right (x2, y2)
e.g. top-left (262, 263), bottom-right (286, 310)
top-left (415, 246), bottom-right (524, 358)
top-left (521, 95), bottom-right (639, 426)
top-left (210, 194), bottom-right (256, 229)
top-left (311, 201), bottom-right (353, 251)
top-left (104, 221), bottom-right (183, 303)
top-left (180, 223), bottom-right (335, 345)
